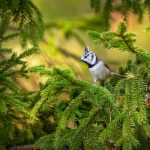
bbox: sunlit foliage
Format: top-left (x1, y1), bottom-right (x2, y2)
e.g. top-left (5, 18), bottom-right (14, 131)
top-left (1, 1), bottom-right (150, 150)
top-left (35, 22), bottom-right (150, 150)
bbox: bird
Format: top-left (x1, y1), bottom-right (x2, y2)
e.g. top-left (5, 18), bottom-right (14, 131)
top-left (81, 46), bottom-right (125, 83)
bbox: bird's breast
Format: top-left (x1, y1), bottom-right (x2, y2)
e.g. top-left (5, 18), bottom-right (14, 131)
top-left (89, 61), bottom-right (111, 80)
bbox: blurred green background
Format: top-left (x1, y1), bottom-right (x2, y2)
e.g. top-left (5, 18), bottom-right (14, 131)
top-left (13, 0), bottom-right (150, 90)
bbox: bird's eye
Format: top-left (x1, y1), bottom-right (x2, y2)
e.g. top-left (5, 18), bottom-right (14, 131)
top-left (84, 55), bottom-right (88, 58)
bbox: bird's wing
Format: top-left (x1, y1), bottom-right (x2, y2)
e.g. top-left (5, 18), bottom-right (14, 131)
top-left (104, 62), bottom-right (111, 72)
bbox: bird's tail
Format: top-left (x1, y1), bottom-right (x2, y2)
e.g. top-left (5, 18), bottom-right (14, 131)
top-left (111, 72), bottom-right (126, 78)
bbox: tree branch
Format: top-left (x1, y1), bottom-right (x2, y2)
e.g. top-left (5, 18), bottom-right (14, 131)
top-left (7, 145), bottom-right (33, 150)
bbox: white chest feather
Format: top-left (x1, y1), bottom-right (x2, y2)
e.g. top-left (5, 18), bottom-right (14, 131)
top-left (89, 61), bottom-right (111, 81)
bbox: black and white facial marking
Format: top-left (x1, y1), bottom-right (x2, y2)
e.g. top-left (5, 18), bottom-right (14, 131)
top-left (81, 47), bottom-right (99, 68)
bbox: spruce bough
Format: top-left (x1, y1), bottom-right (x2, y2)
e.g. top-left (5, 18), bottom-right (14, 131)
top-left (35, 21), bottom-right (150, 150)
top-left (0, 0), bottom-right (150, 149)
top-left (0, 0), bottom-right (44, 147)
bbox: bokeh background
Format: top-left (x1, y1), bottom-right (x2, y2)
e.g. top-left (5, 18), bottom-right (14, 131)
top-left (11, 0), bottom-right (150, 90)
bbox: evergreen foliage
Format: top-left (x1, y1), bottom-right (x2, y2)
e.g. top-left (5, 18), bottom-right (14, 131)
top-left (90, 0), bottom-right (150, 29)
top-left (35, 21), bottom-right (150, 150)
top-left (1, 1), bottom-right (150, 150)
top-left (0, 0), bottom-right (44, 147)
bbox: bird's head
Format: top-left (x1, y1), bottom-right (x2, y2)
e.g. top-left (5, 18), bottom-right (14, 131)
top-left (81, 46), bottom-right (98, 67)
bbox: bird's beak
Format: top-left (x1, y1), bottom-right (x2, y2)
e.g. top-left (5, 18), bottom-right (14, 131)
top-left (80, 56), bottom-right (84, 61)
